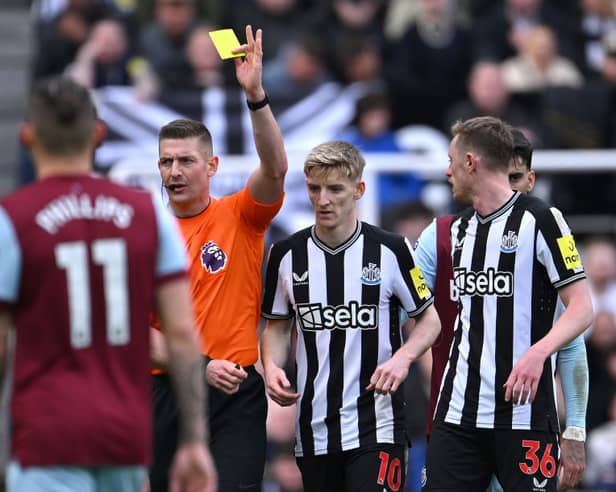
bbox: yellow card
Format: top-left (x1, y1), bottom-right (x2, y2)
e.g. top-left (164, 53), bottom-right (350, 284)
top-left (208, 29), bottom-right (244, 60)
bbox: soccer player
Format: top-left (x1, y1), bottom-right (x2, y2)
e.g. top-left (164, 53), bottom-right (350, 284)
top-left (415, 129), bottom-right (588, 490)
top-left (423, 116), bottom-right (593, 492)
top-left (260, 141), bottom-right (442, 492)
top-left (148, 26), bottom-right (287, 492)
top-left (0, 76), bottom-right (216, 492)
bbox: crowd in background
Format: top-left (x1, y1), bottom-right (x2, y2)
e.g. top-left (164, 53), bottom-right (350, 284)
top-left (27, 0), bottom-right (616, 490)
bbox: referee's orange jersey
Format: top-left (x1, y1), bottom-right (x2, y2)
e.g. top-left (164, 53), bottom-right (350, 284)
top-left (174, 187), bottom-right (282, 367)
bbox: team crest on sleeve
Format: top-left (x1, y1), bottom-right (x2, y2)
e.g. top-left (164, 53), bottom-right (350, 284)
top-left (200, 240), bottom-right (227, 273)
top-left (557, 235), bottom-right (581, 270)
top-left (410, 266), bottom-right (430, 299)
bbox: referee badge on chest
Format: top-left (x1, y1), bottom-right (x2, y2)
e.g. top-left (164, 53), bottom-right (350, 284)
top-left (361, 262), bottom-right (381, 285)
top-left (200, 240), bottom-right (227, 273)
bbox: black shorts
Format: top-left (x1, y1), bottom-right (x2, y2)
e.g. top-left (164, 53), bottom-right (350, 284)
top-left (149, 364), bottom-right (267, 492)
top-left (423, 421), bottom-right (559, 492)
top-left (297, 443), bottom-right (407, 492)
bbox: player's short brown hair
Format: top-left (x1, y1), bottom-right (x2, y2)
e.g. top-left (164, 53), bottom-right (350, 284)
top-left (28, 76), bottom-right (97, 156)
top-left (451, 116), bottom-right (514, 172)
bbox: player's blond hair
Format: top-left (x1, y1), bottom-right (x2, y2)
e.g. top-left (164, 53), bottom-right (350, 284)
top-left (303, 141), bottom-right (365, 182)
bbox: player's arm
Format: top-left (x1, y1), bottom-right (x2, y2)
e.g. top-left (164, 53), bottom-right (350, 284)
top-left (156, 278), bottom-right (217, 492)
top-left (367, 304), bottom-right (441, 395)
top-left (150, 326), bottom-right (168, 370)
top-left (233, 25), bottom-right (287, 204)
top-left (556, 334), bottom-right (588, 490)
top-left (0, 206), bottom-right (20, 396)
top-left (261, 318), bottom-right (299, 407)
top-left (0, 312), bottom-right (9, 393)
top-left (414, 219), bottom-right (438, 291)
top-left (504, 279), bottom-right (593, 404)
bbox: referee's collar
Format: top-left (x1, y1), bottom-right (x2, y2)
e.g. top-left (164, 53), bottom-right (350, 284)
top-left (311, 220), bottom-right (362, 255)
top-left (476, 191), bottom-right (521, 224)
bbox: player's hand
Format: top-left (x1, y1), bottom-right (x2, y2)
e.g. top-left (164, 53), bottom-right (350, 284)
top-left (263, 363), bottom-right (300, 406)
top-left (233, 25), bottom-right (265, 102)
top-left (366, 353), bottom-right (409, 395)
top-left (503, 345), bottom-right (548, 404)
top-left (205, 359), bottom-right (247, 395)
top-left (170, 441), bottom-right (217, 492)
top-left (557, 438), bottom-right (585, 491)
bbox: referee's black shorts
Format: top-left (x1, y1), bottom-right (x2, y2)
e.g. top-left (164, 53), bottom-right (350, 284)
top-left (149, 364), bottom-right (267, 492)
top-left (424, 421), bottom-right (559, 492)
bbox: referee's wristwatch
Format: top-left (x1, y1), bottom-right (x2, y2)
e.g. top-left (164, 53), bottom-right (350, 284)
top-left (562, 426), bottom-right (586, 442)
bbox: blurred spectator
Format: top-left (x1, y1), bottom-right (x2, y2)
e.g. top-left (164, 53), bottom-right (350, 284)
top-left (32, 0), bottom-right (120, 80)
top-left (471, 0), bottom-right (581, 65)
top-left (580, 0), bottom-right (616, 79)
top-left (381, 200), bottom-right (435, 245)
top-left (65, 18), bottom-right (133, 87)
top-left (132, 0), bottom-right (223, 28)
top-left (444, 61), bottom-right (540, 142)
top-left (184, 24), bottom-right (231, 89)
top-left (384, 0), bottom-right (472, 129)
top-left (600, 29), bottom-right (616, 84)
top-left (583, 237), bottom-right (616, 322)
top-left (138, 0), bottom-right (196, 90)
top-left (586, 312), bottom-right (616, 432)
top-left (501, 25), bottom-right (584, 93)
top-left (585, 391), bottom-right (616, 490)
top-left (338, 91), bottom-right (399, 151)
top-left (315, 0), bottom-right (387, 71)
top-left (222, 0), bottom-right (316, 63)
top-left (263, 31), bottom-right (332, 105)
top-left (332, 35), bottom-right (385, 88)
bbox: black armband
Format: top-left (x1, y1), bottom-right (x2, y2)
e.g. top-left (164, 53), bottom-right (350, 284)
top-left (247, 93), bottom-right (269, 111)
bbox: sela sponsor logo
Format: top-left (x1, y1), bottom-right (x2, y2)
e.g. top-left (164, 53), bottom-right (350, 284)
top-left (200, 240), bottom-right (227, 273)
top-left (532, 476), bottom-right (548, 491)
top-left (453, 267), bottom-right (513, 297)
top-left (501, 230), bottom-right (518, 253)
top-left (557, 234), bottom-right (581, 270)
top-left (292, 270), bottom-right (308, 285)
top-left (361, 262), bottom-right (381, 285)
top-left (296, 301), bottom-right (378, 331)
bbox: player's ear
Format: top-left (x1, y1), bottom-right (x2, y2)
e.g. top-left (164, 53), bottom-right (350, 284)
top-left (207, 155), bottom-right (219, 177)
top-left (354, 180), bottom-right (365, 200)
top-left (526, 170), bottom-right (536, 192)
top-left (466, 152), bottom-right (477, 173)
top-left (93, 119), bottom-right (107, 148)
top-left (19, 123), bottom-right (34, 149)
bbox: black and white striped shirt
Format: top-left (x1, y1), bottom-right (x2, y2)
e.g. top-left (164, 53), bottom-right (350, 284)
top-left (435, 192), bottom-right (585, 431)
top-left (262, 221), bottom-right (434, 456)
